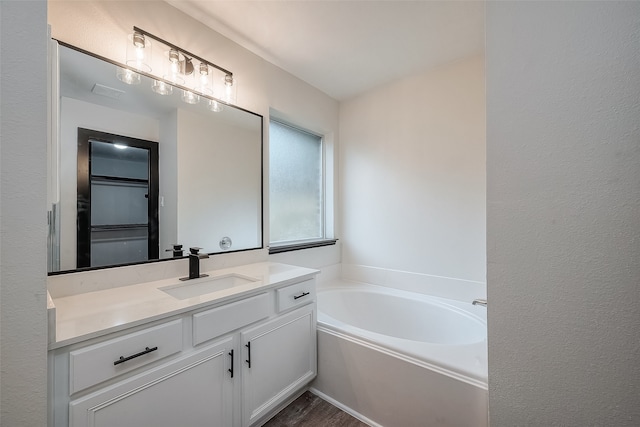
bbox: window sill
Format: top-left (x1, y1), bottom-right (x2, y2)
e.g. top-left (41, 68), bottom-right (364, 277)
top-left (268, 239), bottom-right (338, 254)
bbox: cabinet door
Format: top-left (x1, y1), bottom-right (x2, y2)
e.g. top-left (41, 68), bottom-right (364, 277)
top-left (241, 304), bottom-right (316, 427)
top-left (70, 337), bottom-right (235, 427)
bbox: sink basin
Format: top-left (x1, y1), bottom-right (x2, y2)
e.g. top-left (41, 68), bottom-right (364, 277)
top-left (159, 274), bottom-right (258, 300)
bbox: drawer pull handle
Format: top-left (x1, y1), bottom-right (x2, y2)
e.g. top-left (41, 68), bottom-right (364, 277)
top-left (245, 341), bottom-right (251, 368)
top-left (293, 292), bottom-right (310, 300)
top-left (228, 349), bottom-right (234, 378)
top-left (114, 346), bottom-right (158, 366)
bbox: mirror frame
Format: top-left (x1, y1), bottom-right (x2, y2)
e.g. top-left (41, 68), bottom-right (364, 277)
top-left (49, 40), bottom-right (264, 276)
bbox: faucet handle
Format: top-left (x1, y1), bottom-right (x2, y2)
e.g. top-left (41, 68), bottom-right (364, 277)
top-left (189, 247), bottom-right (209, 259)
top-left (165, 244), bottom-right (184, 257)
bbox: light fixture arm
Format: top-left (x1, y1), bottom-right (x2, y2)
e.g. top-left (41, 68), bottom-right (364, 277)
top-left (133, 26), bottom-right (233, 78)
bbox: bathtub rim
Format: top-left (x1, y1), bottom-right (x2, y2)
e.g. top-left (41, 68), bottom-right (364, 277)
top-left (317, 283), bottom-right (487, 345)
top-left (316, 279), bottom-right (488, 389)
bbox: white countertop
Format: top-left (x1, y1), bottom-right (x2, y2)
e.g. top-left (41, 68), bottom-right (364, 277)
top-left (48, 262), bottom-right (318, 349)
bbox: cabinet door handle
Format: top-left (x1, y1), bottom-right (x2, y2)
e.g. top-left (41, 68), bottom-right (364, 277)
top-left (114, 346), bottom-right (158, 366)
top-left (293, 291), bottom-right (310, 300)
top-left (245, 341), bottom-right (251, 368)
top-left (228, 349), bottom-right (234, 378)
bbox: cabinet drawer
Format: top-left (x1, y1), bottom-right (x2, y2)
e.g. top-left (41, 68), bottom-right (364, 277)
top-left (193, 292), bottom-right (269, 346)
top-left (69, 319), bottom-right (183, 394)
top-left (276, 279), bottom-right (315, 313)
top-left (70, 338), bottom-right (234, 427)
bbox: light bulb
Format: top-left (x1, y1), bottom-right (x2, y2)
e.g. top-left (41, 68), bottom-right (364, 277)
top-left (169, 49), bottom-right (181, 77)
top-left (169, 49), bottom-right (179, 63)
top-left (125, 32), bottom-right (151, 72)
top-left (116, 67), bottom-right (141, 85)
top-left (132, 32), bottom-right (145, 48)
top-left (152, 79), bottom-right (173, 96)
top-left (163, 49), bottom-right (185, 86)
top-left (199, 63), bottom-right (209, 81)
top-left (133, 32), bottom-right (146, 62)
top-left (194, 62), bottom-right (213, 96)
top-left (222, 74), bottom-right (237, 104)
top-left (181, 90), bottom-right (200, 105)
top-left (208, 99), bottom-right (223, 112)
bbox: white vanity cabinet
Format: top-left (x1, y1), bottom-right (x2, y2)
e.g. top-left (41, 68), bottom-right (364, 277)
top-left (69, 337), bottom-right (235, 427)
top-left (49, 272), bottom-right (317, 427)
top-left (241, 304), bottom-right (316, 427)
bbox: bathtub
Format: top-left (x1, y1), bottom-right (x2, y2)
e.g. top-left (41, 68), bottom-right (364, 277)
top-left (311, 280), bottom-right (488, 427)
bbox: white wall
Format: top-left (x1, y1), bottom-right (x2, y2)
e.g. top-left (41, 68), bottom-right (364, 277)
top-left (158, 110), bottom-right (179, 258)
top-left (340, 56), bottom-right (486, 284)
top-left (0, 1), bottom-right (49, 424)
top-left (176, 108), bottom-right (261, 252)
top-left (487, 2), bottom-right (640, 425)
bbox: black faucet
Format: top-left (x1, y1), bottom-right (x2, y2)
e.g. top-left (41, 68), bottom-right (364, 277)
top-left (180, 247), bottom-right (209, 281)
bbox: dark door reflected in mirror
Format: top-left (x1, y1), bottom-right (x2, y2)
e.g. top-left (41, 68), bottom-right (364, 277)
top-left (77, 129), bottom-right (159, 268)
top-left (48, 42), bottom-right (263, 274)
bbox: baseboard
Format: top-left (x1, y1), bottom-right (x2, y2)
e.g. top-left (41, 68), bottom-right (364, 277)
top-left (308, 387), bottom-right (383, 427)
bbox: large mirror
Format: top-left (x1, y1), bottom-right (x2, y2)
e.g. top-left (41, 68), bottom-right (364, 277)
top-left (48, 43), bottom-right (263, 273)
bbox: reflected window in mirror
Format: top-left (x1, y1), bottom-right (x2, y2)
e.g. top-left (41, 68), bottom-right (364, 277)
top-left (269, 119), bottom-right (336, 253)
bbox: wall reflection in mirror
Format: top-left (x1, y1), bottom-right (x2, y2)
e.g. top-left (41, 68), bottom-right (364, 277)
top-left (48, 43), bottom-right (263, 273)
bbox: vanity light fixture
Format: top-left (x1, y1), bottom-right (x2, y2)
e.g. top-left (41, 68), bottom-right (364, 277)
top-left (118, 26), bottom-right (237, 110)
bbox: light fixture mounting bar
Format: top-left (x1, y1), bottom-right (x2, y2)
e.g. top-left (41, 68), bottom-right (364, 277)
top-left (133, 26), bottom-right (233, 77)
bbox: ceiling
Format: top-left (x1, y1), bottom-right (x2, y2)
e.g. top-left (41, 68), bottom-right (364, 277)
top-left (167, 1), bottom-right (485, 101)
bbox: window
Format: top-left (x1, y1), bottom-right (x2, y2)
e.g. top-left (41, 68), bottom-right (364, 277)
top-left (269, 119), bottom-right (333, 252)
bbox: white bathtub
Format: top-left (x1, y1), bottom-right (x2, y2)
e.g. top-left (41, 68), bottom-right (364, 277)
top-left (311, 280), bottom-right (488, 427)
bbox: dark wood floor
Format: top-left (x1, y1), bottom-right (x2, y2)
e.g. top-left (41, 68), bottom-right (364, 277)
top-left (263, 391), bottom-right (368, 427)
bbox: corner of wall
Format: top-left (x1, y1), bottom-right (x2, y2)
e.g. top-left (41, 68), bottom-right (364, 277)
top-left (1, 1), bottom-right (49, 425)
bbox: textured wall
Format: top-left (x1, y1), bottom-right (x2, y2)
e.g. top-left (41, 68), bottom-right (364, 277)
top-left (0, 1), bottom-right (49, 424)
top-left (340, 56), bottom-right (486, 282)
top-left (487, 2), bottom-right (640, 424)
